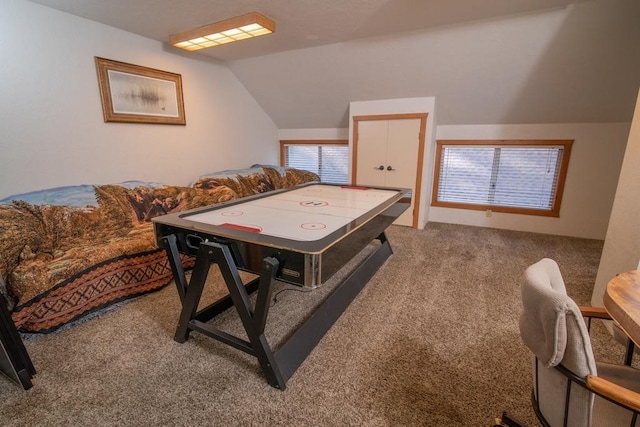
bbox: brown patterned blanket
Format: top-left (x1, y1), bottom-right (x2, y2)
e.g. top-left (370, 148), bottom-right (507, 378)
top-left (0, 166), bottom-right (318, 333)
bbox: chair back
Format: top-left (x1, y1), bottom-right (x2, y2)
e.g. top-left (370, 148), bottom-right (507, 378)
top-left (519, 258), bottom-right (597, 426)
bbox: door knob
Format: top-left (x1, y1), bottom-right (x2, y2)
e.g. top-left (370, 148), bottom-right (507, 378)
top-left (387, 165), bottom-right (395, 171)
top-left (376, 165), bottom-right (384, 170)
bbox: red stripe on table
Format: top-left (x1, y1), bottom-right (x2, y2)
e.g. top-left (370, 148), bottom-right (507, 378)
top-left (221, 223), bottom-right (261, 233)
top-left (340, 185), bottom-right (371, 190)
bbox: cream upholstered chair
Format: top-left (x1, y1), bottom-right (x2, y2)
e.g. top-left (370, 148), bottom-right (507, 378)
top-left (500, 258), bottom-right (640, 427)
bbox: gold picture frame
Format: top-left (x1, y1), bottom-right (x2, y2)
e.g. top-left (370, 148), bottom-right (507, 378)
top-left (95, 57), bottom-right (186, 125)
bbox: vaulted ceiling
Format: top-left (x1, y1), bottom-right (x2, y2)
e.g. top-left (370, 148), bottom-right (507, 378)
top-left (27, 0), bottom-right (640, 128)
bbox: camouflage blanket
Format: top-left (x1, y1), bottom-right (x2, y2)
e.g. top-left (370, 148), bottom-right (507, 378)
top-left (0, 166), bottom-right (318, 332)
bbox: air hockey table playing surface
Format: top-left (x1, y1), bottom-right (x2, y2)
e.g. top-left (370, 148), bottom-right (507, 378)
top-left (153, 182), bottom-right (410, 288)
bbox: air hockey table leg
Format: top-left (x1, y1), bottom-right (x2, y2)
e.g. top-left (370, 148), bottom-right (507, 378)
top-left (163, 227), bottom-right (395, 390)
top-left (173, 243), bottom-right (216, 343)
top-left (271, 231), bottom-right (393, 385)
top-left (161, 234), bottom-right (189, 303)
top-left (169, 240), bottom-right (287, 389)
top-left (216, 251), bottom-right (286, 389)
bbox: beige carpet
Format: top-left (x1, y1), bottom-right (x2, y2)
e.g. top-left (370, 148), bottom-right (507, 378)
top-left (0, 223), bottom-right (625, 426)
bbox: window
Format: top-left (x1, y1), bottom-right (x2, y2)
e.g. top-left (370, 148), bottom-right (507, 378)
top-left (280, 140), bottom-right (349, 184)
top-left (432, 140), bottom-right (573, 217)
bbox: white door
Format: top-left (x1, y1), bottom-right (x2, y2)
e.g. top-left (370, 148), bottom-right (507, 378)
top-left (385, 119), bottom-right (420, 189)
top-left (355, 118), bottom-right (421, 227)
top-left (355, 120), bottom-right (389, 186)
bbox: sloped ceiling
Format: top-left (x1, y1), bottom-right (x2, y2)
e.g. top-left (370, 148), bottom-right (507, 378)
top-left (28, 0), bottom-right (640, 128)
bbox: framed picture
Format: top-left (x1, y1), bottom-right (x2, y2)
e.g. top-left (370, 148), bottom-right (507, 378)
top-left (94, 57), bottom-right (186, 125)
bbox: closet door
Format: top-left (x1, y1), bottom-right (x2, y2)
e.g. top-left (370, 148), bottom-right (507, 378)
top-left (355, 120), bottom-right (389, 187)
top-left (354, 118), bottom-right (421, 227)
top-left (385, 118), bottom-right (420, 226)
top-left (385, 119), bottom-right (420, 189)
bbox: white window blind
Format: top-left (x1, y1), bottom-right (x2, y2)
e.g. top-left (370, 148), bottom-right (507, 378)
top-left (434, 141), bottom-right (571, 215)
top-left (283, 144), bottom-right (349, 184)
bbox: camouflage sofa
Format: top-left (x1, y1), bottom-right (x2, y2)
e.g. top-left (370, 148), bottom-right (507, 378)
top-left (0, 166), bottom-right (318, 333)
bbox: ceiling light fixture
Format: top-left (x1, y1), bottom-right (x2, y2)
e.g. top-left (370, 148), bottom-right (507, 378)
top-left (169, 12), bottom-right (275, 52)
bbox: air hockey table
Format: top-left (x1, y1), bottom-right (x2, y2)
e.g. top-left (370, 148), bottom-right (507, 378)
top-left (152, 182), bottom-right (410, 389)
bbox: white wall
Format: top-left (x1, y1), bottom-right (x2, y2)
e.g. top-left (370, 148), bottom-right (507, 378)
top-left (430, 123), bottom-right (629, 239)
top-left (286, 119), bottom-right (628, 238)
top-left (349, 97), bottom-right (437, 228)
top-left (0, 0), bottom-right (278, 199)
top-left (278, 129), bottom-right (349, 140)
top-left (230, 0), bottom-right (640, 129)
top-left (592, 89), bottom-right (640, 306)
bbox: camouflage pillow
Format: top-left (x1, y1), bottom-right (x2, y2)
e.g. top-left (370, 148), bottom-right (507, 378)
top-left (93, 184), bottom-right (238, 226)
top-left (191, 166), bottom-right (319, 197)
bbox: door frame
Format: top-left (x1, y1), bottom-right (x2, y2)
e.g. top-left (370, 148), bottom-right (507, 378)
top-left (352, 113), bottom-right (427, 228)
